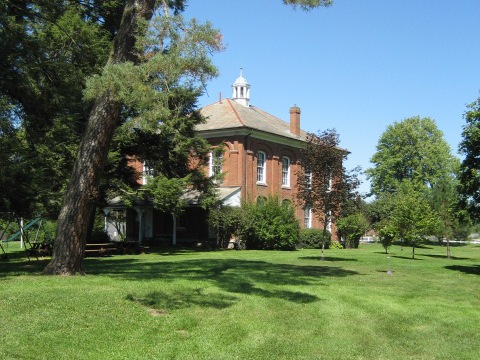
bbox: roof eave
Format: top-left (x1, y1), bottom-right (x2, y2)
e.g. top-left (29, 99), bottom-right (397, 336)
top-left (196, 127), bottom-right (306, 149)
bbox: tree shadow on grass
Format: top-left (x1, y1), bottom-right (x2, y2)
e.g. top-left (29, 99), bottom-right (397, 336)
top-left (0, 257), bottom-right (49, 276)
top-left (126, 288), bottom-right (238, 312)
top-left (444, 264), bottom-right (480, 275)
top-left (299, 256), bottom-right (358, 262)
top-left (1, 250), bottom-right (360, 307)
top-left (85, 255), bottom-right (358, 305)
top-left (391, 255), bottom-right (423, 260)
top-left (423, 254), bottom-right (471, 260)
top-left (223, 281), bottom-right (319, 303)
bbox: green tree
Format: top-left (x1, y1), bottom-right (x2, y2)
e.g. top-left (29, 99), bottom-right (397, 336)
top-left (366, 116), bottom-right (464, 257)
top-left (389, 182), bottom-right (440, 259)
top-left (337, 213), bottom-right (369, 249)
top-left (43, 1), bottom-right (221, 274)
top-left (458, 96), bottom-right (480, 221)
top-left (378, 224), bottom-right (395, 254)
top-left (426, 172), bottom-right (470, 258)
top-left (0, 1), bottom-right (116, 217)
top-left (366, 116), bottom-right (458, 196)
top-left (283, 0), bottom-right (333, 9)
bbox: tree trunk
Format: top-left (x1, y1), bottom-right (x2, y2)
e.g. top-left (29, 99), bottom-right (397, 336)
top-left (43, 0), bottom-right (156, 275)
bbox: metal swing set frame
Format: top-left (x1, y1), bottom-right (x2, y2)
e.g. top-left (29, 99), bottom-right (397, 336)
top-left (0, 214), bottom-right (51, 260)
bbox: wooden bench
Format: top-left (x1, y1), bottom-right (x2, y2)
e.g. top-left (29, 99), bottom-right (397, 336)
top-left (84, 243), bottom-right (117, 257)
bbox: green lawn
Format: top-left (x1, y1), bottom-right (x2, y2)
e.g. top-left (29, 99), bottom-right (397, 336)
top-left (1, 242), bottom-right (479, 360)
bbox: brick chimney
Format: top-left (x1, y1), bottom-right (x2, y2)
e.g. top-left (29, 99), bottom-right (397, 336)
top-left (290, 105), bottom-right (301, 136)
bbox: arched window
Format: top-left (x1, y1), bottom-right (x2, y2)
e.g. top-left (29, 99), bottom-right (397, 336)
top-left (257, 151), bottom-right (266, 184)
top-left (282, 199), bottom-right (292, 208)
top-left (257, 196), bottom-right (267, 206)
top-left (281, 156), bottom-right (290, 187)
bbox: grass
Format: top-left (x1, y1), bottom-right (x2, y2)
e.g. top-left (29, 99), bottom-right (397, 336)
top-left (1, 241), bottom-right (479, 360)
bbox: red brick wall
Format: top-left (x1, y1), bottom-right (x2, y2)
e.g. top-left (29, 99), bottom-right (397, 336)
top-left (206, 136), bottom-right (333, 235)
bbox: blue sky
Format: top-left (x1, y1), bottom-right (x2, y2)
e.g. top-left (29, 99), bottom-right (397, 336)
top-left (184, 0), bottom-right (480, 196)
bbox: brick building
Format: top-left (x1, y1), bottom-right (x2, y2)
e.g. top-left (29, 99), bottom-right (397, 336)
top-left (105, 71), bottom-right (333, 245)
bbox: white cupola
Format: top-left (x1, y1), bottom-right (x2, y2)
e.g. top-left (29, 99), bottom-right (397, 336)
top-left (232, 68), bottom-right (250, 107)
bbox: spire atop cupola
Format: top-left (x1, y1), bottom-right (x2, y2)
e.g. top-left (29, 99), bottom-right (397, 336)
top-left (232, 68), bottom-right (250, 107)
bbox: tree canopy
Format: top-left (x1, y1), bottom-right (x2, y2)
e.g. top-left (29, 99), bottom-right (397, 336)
top-left (366, 116), bottom-right (458, 196)
top-left (0, 0), bottom-right (117, 217)
top-left (458, 96), bottom-right (480, 221)
top-left (367, 115), bottom-right (469, 256)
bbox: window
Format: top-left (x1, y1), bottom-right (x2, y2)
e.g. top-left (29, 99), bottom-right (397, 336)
top-left (176, 214), bottom-right (186, 229)
top-left (257, 151), bottom-right (266, 183)
top-left (209, 150), bottom-right (223, 178)
top-left (304, 207), bottom-right (312, 228)
top-left (327, 211), bottom-right (332, 233)
top-left (257, 196), bottom-right (267, 206)
top-left (281, 157), bottom-right (290, 187)
top-left (142, 162), bottom-right (154, 185)
top-left (305, 170), bottom-right (312, 190)
top-left (282, 199), bottom-right (291, 208)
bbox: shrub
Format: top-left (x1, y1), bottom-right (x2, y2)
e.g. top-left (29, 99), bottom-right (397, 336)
top-left (208, 206), bottom-right (243, 248)
top-left (329, 241), bottom-right (344, 249)
top-left (298, 228), bottom-right (331, 249)
top-left (238, 196), bottom-right (300, 250)
top-left (337, 213), bottom-right (369, 249)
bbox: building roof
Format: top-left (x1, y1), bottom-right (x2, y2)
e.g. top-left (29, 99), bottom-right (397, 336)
top-left (197, 98), bottom-right (308, 142)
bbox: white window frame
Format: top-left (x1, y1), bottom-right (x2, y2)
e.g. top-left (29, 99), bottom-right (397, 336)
top-left (327, 210), bottom-right (332, 233)
top-left (176, 213), bottom-right (187, 230)
top-left (304, 207), bottom-right (312, 229)
top-left (257, 151), bottom-right (266, 184)
top-left (142, 162), bottom-right (154, 185)
top-left (305, 170), bottom-right (312, 190)
top-left (281, 156), bottom-right (291, 187)
top-left (209, 150), bottom-right (223, 178)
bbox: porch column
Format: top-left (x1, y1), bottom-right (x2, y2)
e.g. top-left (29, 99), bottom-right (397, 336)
top-left (172, 214), bottom-right (177, 246)
top-left (102, 208), bottom-right (111, 233)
